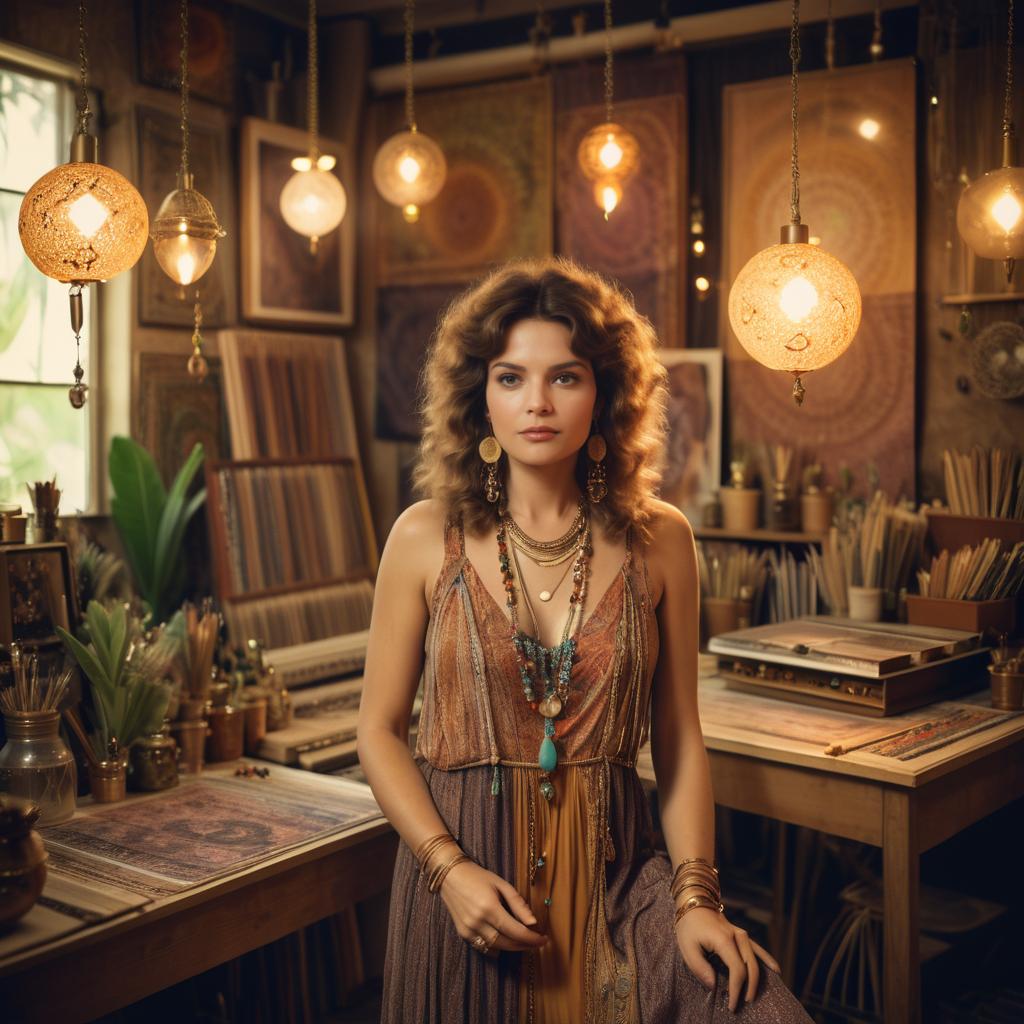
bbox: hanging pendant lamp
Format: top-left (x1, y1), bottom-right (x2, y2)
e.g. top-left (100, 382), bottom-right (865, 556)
top-left (726, 0), bottom-right (861, 406)
top-left (279, 0), bottom-right (347, 254)
top-left (577, 0), bottom-right (638, 220)
top-left (18, 0), bottom-right (149, 409)
top-left (956, 0), bottom-right (1024, 282)
top-left (372, 0), bottom-right (446, 224)
top-left (149, 0), bottom-right (226, 378)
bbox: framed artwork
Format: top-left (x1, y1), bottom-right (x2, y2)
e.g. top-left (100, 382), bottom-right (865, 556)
top-left (0, 542), bottom-right (76, 646)
top-left (657, 348), bottom-right (723, 525)
top-left (556, 93), bottom-right (686, 347)
top-left (721, 59), bottom-right (916, 499)
top-left (374, 76), bottom-right (553, 285)
top-left (240, 118), bottom-right (356, 328)
top-left (136, 0), bottom-right (235, 106)
top-left (375, 283), bottom-right (461, 441)
top-left (135, 352), bottom-right (229, 489)
top-left (136, 104), bottom-right (236, 327)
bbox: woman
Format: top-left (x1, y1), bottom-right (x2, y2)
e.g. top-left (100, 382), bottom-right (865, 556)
top-left (357, 258), bottom-right (814, 1022)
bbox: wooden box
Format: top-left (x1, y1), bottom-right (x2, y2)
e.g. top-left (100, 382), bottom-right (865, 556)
top-left (905, 594), bottom-right (1016, 635)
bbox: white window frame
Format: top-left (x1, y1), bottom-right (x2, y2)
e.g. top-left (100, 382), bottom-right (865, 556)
top-left (0, 40), bottom-right (102, 514)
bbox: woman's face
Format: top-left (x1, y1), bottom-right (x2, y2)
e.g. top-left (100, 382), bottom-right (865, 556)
top-left (485, 318), bottom-right (598, 468)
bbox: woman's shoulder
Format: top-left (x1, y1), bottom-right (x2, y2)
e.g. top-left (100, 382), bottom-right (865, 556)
top-left (385, 498), bottom-right (450, 550)
top-left (639, 498), bottom-right (695, 552)
top-left (381, 500), bottom-right (452, 608)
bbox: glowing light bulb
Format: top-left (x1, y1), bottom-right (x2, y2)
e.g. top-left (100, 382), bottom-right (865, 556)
top-left (930, 95), bottom-right (939, 106)
top-left (695, 276), bottom-right (710, 292)
top-left (291, 156), bottom-right (313, 172)
top-left (858, 118), bottom-right (880, 140)
top-left (174, 234), bottom-right (198, 285)
top-left (67, 193), bottom-right (109, 238)
top-left (599, 135), bottom-right (624, 170)
top-left (398, 154), bottom-right (422, 184)
top-left (317, 154), bottom-right (336, 171)
top-left (403, 203), bottom-right (420, 223)
top-left (692, 239), bottom-right (706, 255)
top-left (779, 275), bottom-right (819, 322)
top-left (991, 192), bottom-right (1023, 233)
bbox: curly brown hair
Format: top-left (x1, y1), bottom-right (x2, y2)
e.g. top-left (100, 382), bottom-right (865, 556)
top-left (412, 256), bottom-right (669, 541)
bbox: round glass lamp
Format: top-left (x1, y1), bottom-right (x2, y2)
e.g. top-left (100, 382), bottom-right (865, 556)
top-left (577, 122), bottom-right (639, 182)
top-left (150, 173), bottom-right (226, 287)
top-left (18, 135), bottom-right (149, 284)
top-left (280, 155), bottom-right (347, 254)
top-left (956, 160), bottom-right (1024, 271)
top-left (727, 223), bottom-right (862, 405)
top-left (594, 179), bottom-right (622, 220)
top-left (372, 129), bottom-right (446, 223)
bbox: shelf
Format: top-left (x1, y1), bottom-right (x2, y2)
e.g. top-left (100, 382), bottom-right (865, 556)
top-left (694, 526), bottom-right (827, 544)
top-left (940, 292), bottom-right (1024, 305)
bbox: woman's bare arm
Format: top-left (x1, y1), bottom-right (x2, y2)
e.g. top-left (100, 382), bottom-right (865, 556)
top-left (356, 500), bottom-right (451, 852)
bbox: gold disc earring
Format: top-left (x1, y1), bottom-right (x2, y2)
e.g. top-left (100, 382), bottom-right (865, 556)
top-left (587, 425), bottom-right (607, 503)
top-left (479, 433), bottom-right (503, 503)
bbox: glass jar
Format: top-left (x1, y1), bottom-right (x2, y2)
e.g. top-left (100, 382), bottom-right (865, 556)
top-left (129, 726), bottom-right (179, 791)
top-left (0, 711), bottom-right (77, 826)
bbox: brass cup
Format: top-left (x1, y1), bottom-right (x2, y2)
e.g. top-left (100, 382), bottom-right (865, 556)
top-left (88, 759), bottom-right (128, 803)
top-left (989, 667), bottom-right (1024, 711)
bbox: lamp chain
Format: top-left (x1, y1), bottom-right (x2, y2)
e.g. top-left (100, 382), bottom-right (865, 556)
top-left (179, 0), bottom-right (190, 177)
top-left (307, 0), bottom-right (320, 159)
top-left (789, 0), bottom-right (801, 226)
top-left (404, 0), bottom-right (416, 132)
top-left (1004, 0), bottom-right (1015, 137)
top-left (603, 0), bottom-right (614, 123)
top-left (76, 0), bottom-right (91, 136)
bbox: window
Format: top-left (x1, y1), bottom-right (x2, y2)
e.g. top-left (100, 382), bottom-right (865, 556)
top-left (0, 60), bottom-right (95, 514)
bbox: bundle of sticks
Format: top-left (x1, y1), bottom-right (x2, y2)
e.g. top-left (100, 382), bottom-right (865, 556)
top-left (696, 542), bottom-right (767, 600)
top-left (184, 600), bottom-right (219, 700)
top-left (0, 645), bottom-right (72, 714)
top-left (765, 548), bottom-right (818, 623)
top-left (807, 492), bottom-right (928, 613)
top-left (942, 446), bottom-right (1024, 519)
top-left (916, 540), bottom-right (1024, 600)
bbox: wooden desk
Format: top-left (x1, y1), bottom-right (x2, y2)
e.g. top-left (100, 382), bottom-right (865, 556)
top-left (0, 765), bottom-right (397, 1024)
top-left (637, 675), bottom-right (1024, 1024)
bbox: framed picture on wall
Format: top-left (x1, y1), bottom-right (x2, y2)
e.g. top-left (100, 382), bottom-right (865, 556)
top-left (240, 117), bottom-right (356, 328)
top-left (657, 348), bottom-right (723, 526)
top-left (136, 103), bottom-right (236, 327)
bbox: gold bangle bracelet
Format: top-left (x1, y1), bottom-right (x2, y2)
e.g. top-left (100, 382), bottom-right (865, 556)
top-left (429, 853), bottom-right (469, 894)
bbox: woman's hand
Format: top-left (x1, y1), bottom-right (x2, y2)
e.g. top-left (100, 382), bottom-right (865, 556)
top-left (675, 908), bottom-right (782, 1012)
top-left (439, 861), bottom-right (549, 955)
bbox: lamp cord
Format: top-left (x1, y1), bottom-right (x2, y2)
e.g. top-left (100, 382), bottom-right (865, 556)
top-left (1004, 0), bottom-right (1015, 137)
top-left (76, 0), bottom-right (90, 136)
top-left (179, 0), bottom-right (190, 177)
top-left (307, 0), bottom-right (320, 159)
top-left (604, 0), bottom-right (614, 124)
top-left (789, 0), bottom-right (801, 226)
top-left (404, 0), bottom-right (416, 132)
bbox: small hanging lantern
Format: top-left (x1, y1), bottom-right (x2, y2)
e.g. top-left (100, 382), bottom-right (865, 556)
top-left (149, 0), bottom-right (226, 377)
top-left (279, 0), bottom-right (348, 254)
top-left (726, 0), bottom-right (861, 406)
top-left (18, 0), bottom-right (149, 408)
top-left (956, 0), bottom-right (1024, 282)
top-left (372, 0), bottom-right (446, 224)
top-left (577, 0), bottom-right (638, 220)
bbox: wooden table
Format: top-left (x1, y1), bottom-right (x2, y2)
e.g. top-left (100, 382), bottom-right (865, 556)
top-left (0, 765), bottom-right (397, 1023)
top-left (637, 674), bottom-right (1024, 1024)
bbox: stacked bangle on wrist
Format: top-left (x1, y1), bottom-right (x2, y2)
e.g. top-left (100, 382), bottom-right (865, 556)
top-left (671, 856), bottom-right (724, 924)
top-left (414, 832), bottom-right (472, 894)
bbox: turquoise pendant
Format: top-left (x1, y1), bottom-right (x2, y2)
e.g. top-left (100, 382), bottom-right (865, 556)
top-left (539, 736), bottom-right (557, 773)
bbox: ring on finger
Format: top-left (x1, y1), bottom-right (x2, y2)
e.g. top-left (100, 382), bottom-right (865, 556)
top-left (471, 934), bottom-right (490, 954)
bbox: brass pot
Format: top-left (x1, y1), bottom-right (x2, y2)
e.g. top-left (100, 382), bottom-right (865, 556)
top-left (88, 758), bottom-right (128, 803)
top-left (0, 796), bottom-right (48, 928)
top-left (206, 705), bottom-right (244, 763)
top-left (171, 719), bottom-right (208, 775)
top-left (242, 697), bottom-right (268, 756)
top-left (989, 667), bottom-right (1024, 711)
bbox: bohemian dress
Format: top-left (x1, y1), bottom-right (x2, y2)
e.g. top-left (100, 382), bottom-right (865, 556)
top-left (381, 517), bottom-right (814, 1023)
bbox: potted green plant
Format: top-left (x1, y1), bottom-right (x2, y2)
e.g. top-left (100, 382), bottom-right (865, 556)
top-left (108, 437), bottom-right (206, 626)
top-left (57, 602), bottom-right (173, 801)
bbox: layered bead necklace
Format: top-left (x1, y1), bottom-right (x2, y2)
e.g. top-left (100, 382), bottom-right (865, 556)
top-left (496, 501), bottom-right (591, 802)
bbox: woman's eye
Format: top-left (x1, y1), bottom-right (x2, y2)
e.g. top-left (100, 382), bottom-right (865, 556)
top-left (554, 372), bottom-right (579, 384)
top-left (497, 373), bottom-right (520, 386)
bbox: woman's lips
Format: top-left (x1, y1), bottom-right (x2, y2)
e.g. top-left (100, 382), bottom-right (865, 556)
top-left (520, 429), bottom-right (558, 440)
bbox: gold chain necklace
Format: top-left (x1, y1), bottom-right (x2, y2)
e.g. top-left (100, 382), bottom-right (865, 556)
top-left (505, 500), bottom-right (585, 564)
